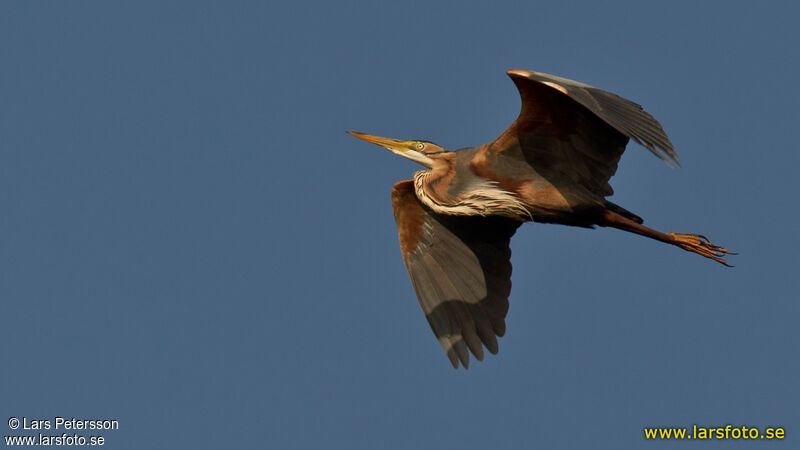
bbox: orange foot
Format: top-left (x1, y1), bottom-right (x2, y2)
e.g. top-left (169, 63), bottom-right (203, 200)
top-left (667, 233), bottom-right (735, 266)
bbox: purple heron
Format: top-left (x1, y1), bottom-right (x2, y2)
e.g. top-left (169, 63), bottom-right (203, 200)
top-left (348, 69), bottom-right (732, 369)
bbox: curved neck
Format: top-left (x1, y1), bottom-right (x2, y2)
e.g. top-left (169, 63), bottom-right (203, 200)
top-left (413, 155), bottom-right (456, 207)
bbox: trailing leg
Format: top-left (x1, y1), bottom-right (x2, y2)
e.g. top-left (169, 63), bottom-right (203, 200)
top-left (598, 210), bottom-right (734, 266)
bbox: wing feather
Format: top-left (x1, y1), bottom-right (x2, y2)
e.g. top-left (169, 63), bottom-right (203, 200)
top-left (391, 180), bottom-right (521, 368)
top-left (505, 69), bottom-right (677, 165)
top-left (486, 70), bottom-right (677, 201)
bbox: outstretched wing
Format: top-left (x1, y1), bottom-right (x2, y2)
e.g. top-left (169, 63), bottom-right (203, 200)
top-left (391, 180), bottom-right (521, 369)
top-left (490, 69), bottom-right (676, 197)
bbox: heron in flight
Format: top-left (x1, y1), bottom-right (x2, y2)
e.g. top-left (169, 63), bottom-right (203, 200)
top-left (348, 69), bottom-right (732, 369)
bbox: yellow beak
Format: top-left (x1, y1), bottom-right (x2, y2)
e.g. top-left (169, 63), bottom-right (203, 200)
top-left (346, 131), bottom-right (412, 153)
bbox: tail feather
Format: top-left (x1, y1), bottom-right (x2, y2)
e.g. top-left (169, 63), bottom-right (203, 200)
top-left (604, 201), bottom-right (643, 224)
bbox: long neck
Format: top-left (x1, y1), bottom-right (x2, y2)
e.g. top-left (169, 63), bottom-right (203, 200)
top-left (413, 150), bottom-right (531, 220)
top-left (413, 156), bottom-right (455, 205)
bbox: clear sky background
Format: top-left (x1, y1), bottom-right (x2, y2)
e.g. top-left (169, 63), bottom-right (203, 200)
top-left (2, 1), bottom-right (798, 449)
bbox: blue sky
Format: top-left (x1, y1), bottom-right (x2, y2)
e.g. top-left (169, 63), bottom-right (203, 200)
top-left (2, 1), bottom-right (798, 449)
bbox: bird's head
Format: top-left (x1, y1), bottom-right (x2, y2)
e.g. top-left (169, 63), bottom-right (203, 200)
top-left (347, 131), bottom-right (449, 168)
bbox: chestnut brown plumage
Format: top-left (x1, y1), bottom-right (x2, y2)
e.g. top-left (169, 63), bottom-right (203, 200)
top-left (348, 69), bottom-right (733, 369)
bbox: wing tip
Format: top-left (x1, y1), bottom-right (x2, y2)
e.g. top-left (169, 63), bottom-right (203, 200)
top-left (631, 135), bottom-right (680, 168)
top-left (506, 69), bottom-right (532, 79)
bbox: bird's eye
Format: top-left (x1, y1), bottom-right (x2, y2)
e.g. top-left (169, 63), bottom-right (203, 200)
top-left (416, 142), bottom-right (425, 150)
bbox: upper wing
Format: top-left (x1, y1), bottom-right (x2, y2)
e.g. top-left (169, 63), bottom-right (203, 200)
top-left (391, 180), bottom-right (521, 369)
top-left (490, 69), bottom-right (676, 197)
